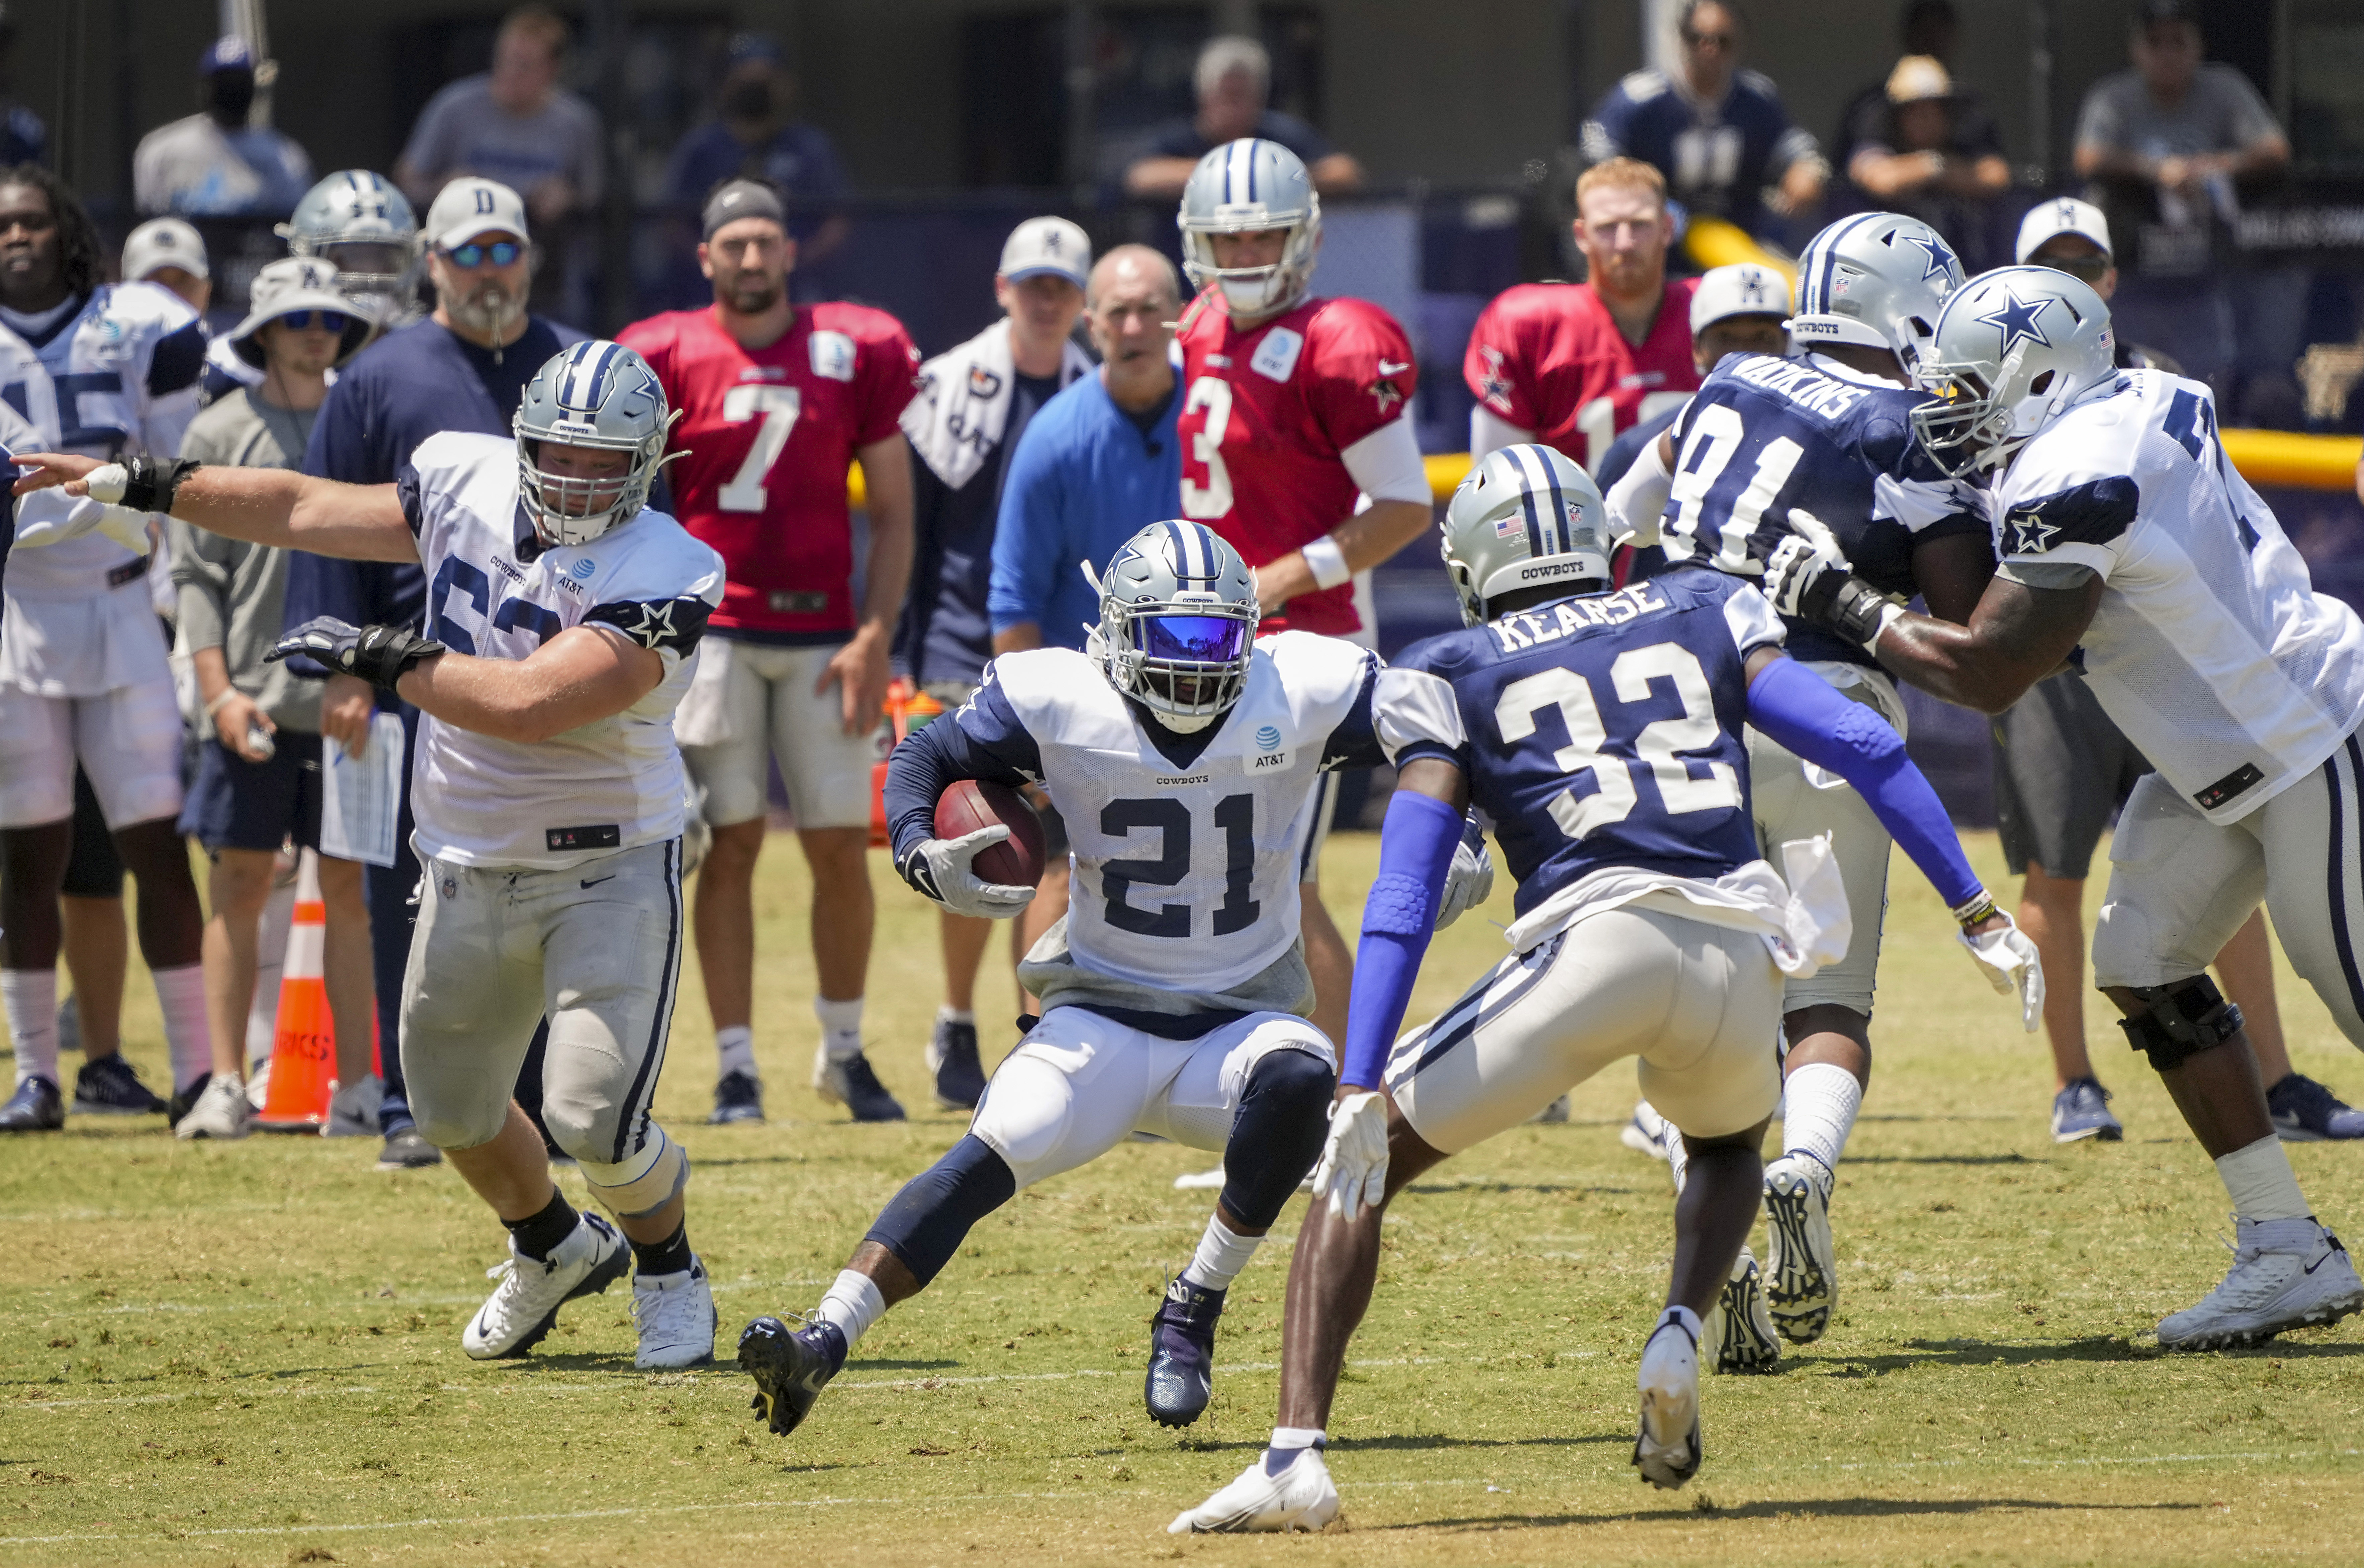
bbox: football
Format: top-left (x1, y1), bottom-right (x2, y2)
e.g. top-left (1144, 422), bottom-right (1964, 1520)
top-left (935, 778), bottom-right (1047, 888)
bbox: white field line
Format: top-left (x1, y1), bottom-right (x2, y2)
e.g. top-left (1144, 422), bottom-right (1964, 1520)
top-left (3, 1448), bottom-right (2359, 1548)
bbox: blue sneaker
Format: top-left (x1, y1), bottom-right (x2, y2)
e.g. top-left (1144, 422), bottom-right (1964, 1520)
top-left (2052, 1078), bottom-right (2123, 1144)
top-left (708, 1069), bottom-right (765, 1125)
top-left (73, 1055), bottom-right (166, 1115)
top-left (739, 1315), bottom-right (846, 1437)
top-left (1145, 1276), bottom-right (1225, 1427)
top-left (2268, 1073), bottom-right (2364, 1142)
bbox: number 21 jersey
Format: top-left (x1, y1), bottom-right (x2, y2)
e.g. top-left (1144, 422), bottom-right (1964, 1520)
top-left (619, 301), bottom-right (919, 642)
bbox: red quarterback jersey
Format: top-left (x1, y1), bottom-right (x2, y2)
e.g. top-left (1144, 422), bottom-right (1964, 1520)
top-left (1463, 280), bottom-right (1701, 473)
top-left (619, 301), bottom-right (919, 640)
top-left (1174, 294), bottom-right (1416, 638)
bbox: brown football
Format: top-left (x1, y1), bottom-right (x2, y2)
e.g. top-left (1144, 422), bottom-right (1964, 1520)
top-left (935, 778), bottom-right (1047, 889)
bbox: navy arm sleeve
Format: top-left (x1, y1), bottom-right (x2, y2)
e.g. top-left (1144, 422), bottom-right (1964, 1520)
top-left (1745, 657), bottom-right (1983, 909)
top-left (882, 674), bottom-right (1045, 869)
top-left (1318, 655), bottom-right (1385, 769)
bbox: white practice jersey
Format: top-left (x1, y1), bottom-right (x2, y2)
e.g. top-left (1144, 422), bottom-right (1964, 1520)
top-left (962, 633), bottom-right (1381, 997)
top-left (1992, 371), bottom-right (2364, 824)
top-left (1, 283), bottom-right (206, 602)
top-left (401, 431), bottom-right (726, 869)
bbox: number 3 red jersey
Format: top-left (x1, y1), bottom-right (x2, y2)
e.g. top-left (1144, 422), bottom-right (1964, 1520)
top-left (1174, 294), bottom-right (1416, 639)
top-left (1462, 280), bottom-right (1701, 473)
top-left (619, 302), bottom-right (919, 640)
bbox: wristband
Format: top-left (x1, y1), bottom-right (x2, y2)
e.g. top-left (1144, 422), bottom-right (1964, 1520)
top-left (203, 687), bottom-right (240, 717)
top-left (1950, 890), bottom-right (1998, 930)
top-left (1824, 576), bottom-right (1904, 655)
top-left (1300, 535), bottom-right (1352, 592)
top-left (113, 457), bottom-right (202, 515)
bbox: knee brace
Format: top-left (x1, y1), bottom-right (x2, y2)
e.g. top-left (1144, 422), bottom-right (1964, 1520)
top-left (1219, 1049), bottom-right (1337, 1231)
top-left (578, 1124), bottom-right (689, 1218)
top-left (865, 1134), bottom-right (1017, 1288)
top-left (2118, 975), bottom-right (2246, 1072)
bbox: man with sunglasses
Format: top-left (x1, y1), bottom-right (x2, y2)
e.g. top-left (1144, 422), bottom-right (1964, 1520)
top-left (283, 174), bottom-right (587, 1170)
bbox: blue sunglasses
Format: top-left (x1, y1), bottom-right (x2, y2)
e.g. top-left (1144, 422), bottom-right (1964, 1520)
top-left (276, 309), bottom-right (350, 333)
top-left (442, 240), bottom-right (523, 269)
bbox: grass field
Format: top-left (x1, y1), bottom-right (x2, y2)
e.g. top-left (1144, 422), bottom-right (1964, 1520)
top-left (4, 827), bottom-right (2362, 1567)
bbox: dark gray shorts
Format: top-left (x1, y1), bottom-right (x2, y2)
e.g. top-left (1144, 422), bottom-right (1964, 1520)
top-left (1991, 672), bottom-right (2150, 880)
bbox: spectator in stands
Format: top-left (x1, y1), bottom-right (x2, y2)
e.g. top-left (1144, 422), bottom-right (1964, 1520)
top-left (393, 5), bottom-right (601, 237)
top-left (121, 218), bottom-right (212, 315)
top-left (665, 32), bottom-right (849, 271)
top-left (171, 258), bottom-right (380, 1142)
top-left (0, 12), bottom-right (46, 168)
top-left (1580, 0), bottom-right (1824, 239)
top-left (1843, 56), bottom-right (2011, 270)
top-left (132, 37), bottom-right (314, 219)
top-left (896, 218), bottom-right (1094, 1112)
top-left (2013, 197), bottom-right (2179, 371)
top-left (1123, 36), bottom-right (1363, 200)
top-left (1832, 2), bottom-right (1997, 172)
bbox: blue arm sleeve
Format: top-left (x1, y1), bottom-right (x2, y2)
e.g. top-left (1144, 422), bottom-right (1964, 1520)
top-left (1339, 787), bottom-right (1466, 1092)
top-left (1746, 657), bottom-right (1984, 910)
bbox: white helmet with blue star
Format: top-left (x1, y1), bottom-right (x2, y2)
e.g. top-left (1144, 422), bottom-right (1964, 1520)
top-left (1787, 211), bottom-right (1965, 373)
top-left (1910, 265), bottom-right (2116, 479)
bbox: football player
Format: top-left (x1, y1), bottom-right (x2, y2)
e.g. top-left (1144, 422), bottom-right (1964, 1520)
top-left (1465, 157), bottom-right (1702, 472)
top-left (1170, 138), bottom-right (1433, 1048)
top-left (1170, 447), bottom-right (2035, 1531)
top-left (734, 520), bottom-right (1490, 1441)
top-left (0, 165), bottom-right (212, 1134)
top-left (619, 178), bottom-right (922, 1125)
top-left (1769, 266), bottom-right (2364, 1350)
top-left (280, 169), bottom-right (428, 335)
top-left (14, 340), bottom-right (730, 1367)
top-left (1606, 213), bottom-right (2001, 1358)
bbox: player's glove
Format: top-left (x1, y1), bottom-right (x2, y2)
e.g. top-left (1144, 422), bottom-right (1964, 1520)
top-left (1762, 533), bottom-right (1905, 656)
top-left (1311, 1089), bottom-right (1390, 1223)
top-left (898, 826), bottom-right (1037, 921)
top-left (1433, 820), bottom-right (1495, 931)
top-left (265, 616), bottom-right (447, 691)
top-left (1952, 894), bottom-right (2045, 1033)
top-left (11, 493), bottom-right (155, 554)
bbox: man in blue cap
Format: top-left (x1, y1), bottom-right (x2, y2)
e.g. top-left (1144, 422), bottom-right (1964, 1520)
top-left (665, 33), bottom-right (849, 275)
top-left (131, 36), bottom-right (314, 218)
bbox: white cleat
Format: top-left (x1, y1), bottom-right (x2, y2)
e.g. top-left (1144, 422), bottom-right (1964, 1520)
top-left (1620, 1099), bottom-right (1672, 1159)
top-left (632, 1256), bottom-right (718, 1369)
top-left (1633, 1309), bottom-right (1703, 1490)
top-left (1169, 1445), bottom-right (1340, 1534)
top-left (1762, 1152), bottom-right (1837, 1343)
top-left (175, 1073), bottom-right (252, 1141)
top-left (461, 1213), bottom-right (629, 1359)
top-left (2157, 1217), bottom-right (2364, 1351)
top-left (1702, 1246), bottom-right (1781, 1374)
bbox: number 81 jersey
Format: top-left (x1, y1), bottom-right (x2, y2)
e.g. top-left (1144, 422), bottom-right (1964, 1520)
top-left (956, 632), bottom-right (1382, 996)
top-left (1374, 572), bottom-right (1784, 918)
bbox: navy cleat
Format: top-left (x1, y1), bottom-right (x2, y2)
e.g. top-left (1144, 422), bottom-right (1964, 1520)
top-left (708, 1068), bottom-right (765, 1125)
top-left (813, 1048), bottom-right (906, 1122)
top-left (164, 1071), bottom-right (209, 1132)
top-left (2269, 1073), bottom-right (2364, 1142)
top-left (927, 1015), bottom-right (988, 1110)
top-left (73, 1056), bottom-right (166, 1116)
top-left (739, 1314), bottom-right (847, 1437)
top-left (1145, 1276), bottom-right (1225, 1427)
top-left (2051, 1077), bottom-right (2123, 1143)
top-left (0, 1075), bottom-right (65, 1132)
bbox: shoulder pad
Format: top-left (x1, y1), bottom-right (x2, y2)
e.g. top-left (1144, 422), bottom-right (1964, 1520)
top-left (1619, 69), bottom-right (1668, 102)
top-left (1739, 69), bottom-right (1780, 99)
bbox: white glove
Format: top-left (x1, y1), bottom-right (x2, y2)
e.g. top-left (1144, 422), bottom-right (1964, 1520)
top-left (13, 490), bottom-right (153, 554)
top-left (1761, 528), bottom-right (1850, 618)
top-left (1959, 911), bottom-right (2045, 1033)
top-left (1433, 828), bottom-right (1495, 931)
top-left (1310, 1090), bottom-right (1390, 1223)
top-left (900, 825), bottom-right (1037, 921)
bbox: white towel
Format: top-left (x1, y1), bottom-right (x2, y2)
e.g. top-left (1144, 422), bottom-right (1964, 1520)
top-left (900, 318), bottom-right (1092, 491)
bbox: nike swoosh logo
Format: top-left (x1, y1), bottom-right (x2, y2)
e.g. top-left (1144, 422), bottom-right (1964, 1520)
top-left (581, 875), bottom-right (616, 889)
top-left (1377, 360), bottom-right (1411, 375)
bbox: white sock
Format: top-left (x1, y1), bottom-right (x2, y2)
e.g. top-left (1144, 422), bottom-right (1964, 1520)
top-left (2, 968), bottom-right (59, 1087)
top-left (1780, 1061), bottom-right (1863, 1181)
top-left (814, 1268), bottom-right (887, 1348)
top-left (2216, 1134), bottom-right (2311, 1223)
top-left (151, 964), bottom-right (213, 1092)
top-left (1665, 1126), bottom-right (1691, 1195)
top-left (936, 1006), bottom-right (975, 1026)
top-left (1182, 1215), bottom-right (1261, 1292)
top-left (815, 996), bottom-right (865, 1063)
top-left (715, 1024), bottom-right (755, 1080)
top-left (1270, 1426), bottom-right (1326, 1452)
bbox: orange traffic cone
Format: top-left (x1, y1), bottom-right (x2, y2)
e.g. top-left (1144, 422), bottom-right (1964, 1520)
top-left (255, 850), bottom-right (335, 1133)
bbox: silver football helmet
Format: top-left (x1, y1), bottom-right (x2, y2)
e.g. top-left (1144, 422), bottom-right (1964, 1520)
top-left (1087, 520), bottom-right (1259, 732)
top-left (1787, 211), bottom-right (1964, 372)
top-left (514, 341), bottom-right (677, 548)
top-left (1441, 445), bottom-right (1613, 627)
top-left (278, 170), bottom-right (423, 324)
top-left (1178, 138), bottom-right (1322, 319)
top-left (1910, 266), bottom-right (2116, 479)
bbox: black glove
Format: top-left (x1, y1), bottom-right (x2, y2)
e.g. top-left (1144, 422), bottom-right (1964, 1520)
top-left (265, 616), bottom-right (446, 690)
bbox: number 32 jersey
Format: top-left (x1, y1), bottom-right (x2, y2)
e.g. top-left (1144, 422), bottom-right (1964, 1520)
top-left (1375, 572), bottom-right (1785, 918)
top-left (619, 302), bottom-right (919, 641)
top-left (952, 632), bottom-right (1381, 1002)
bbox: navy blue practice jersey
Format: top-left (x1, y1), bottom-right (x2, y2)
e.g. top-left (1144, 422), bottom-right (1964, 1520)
top-left (1373, 573), bottom-right (1786, 917)
top-left (1650, 351), bottom-right (1987, 667)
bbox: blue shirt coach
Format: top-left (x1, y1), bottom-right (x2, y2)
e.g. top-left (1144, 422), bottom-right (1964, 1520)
top-left (988, 373), bottom-right (1181, 650)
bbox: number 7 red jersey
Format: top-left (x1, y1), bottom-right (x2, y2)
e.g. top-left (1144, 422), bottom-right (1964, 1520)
top-left (1463, 280), bottom-right (1701, 473)
top-left (1174, 293), bottom-right (1417, 639)
top-left (619, 302), bottom-right (920, 640)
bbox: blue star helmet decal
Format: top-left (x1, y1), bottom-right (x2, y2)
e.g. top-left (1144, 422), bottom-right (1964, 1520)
top-left (1902, 231), bottom-right (1957, 282)
top-left (1975, 288), bottom-right (2054, 357)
